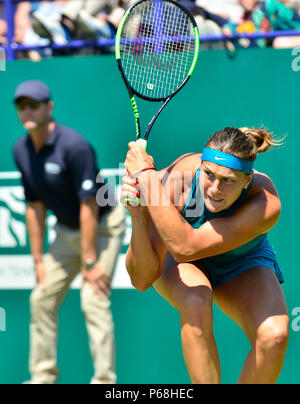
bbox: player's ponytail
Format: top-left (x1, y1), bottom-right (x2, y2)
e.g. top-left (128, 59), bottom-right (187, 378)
top-left (239, 127), bottom-right (276, 154)
top-left (206, 126), bottom-right (283, 162)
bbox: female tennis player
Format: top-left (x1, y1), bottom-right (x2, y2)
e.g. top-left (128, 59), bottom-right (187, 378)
top-left (121, 126), bottom-right (289, 384)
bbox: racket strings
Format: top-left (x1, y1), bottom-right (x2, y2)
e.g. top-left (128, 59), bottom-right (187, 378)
top-left (120, 0), bottom-right (196, 99)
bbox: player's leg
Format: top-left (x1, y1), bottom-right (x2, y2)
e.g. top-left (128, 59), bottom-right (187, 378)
top-left (81, 205), bottom-right (126, 384)
top-left (29, 225), bottom-right (81, 384)
top-left (154, 254), bottom-right (221, 384)
top-left (213, 267), bottom-right (289, 384)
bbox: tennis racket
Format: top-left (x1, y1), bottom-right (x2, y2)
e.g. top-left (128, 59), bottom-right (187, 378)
top-left (115, 0), bottom-right (200, 204)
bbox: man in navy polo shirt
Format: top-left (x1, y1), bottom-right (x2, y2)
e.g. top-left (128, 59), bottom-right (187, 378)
top-left (13, 80), bottom-right (126, 384)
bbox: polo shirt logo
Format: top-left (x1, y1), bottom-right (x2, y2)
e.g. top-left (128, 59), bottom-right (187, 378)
top-left (45, 162), bottom-right (62, 175)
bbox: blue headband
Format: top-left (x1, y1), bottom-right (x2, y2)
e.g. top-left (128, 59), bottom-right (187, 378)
top-left (201, 148), bottom-right (254, 174)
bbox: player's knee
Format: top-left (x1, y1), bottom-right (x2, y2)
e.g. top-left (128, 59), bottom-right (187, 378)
top-left (257, 316), bottom-right (290, 356)
top-left (30, 287), bottom-right (57, 317)
top-left (179, 290), bottom-right (213, 331)
top-left (81, 287), bottom-right (111, 316)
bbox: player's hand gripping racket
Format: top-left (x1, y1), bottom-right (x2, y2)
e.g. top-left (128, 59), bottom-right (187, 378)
top-left (115, 0), bottom-right (200, 205)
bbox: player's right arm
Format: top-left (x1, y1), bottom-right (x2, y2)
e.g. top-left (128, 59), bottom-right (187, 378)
top-left (26, 201), bottom-right (47, 287)
top-left (123, 154), bottom-right (199, 291)
top-left (123, 173), bottom-right (168, 291)
top-left (126, 211), bottom-right (167, 292)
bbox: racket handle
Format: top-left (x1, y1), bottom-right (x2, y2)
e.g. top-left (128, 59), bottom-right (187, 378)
top-left (124, 138), bottom-right (148, 206)
top-left (136, 138), bottom-right (148, 150)
top-left (125, 195), bottom-right (140, 206)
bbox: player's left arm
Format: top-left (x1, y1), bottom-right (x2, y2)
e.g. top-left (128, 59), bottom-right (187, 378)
top-left (138, 169), bottom-right (281, 263)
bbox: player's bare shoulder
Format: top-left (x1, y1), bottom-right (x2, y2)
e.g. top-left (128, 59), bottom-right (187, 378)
top-left (248, 170), bottom-right (280, 200)
top-left (159, 153), bottom-right (201, 210)
top-left (159, 153), bottom-right (201, 178)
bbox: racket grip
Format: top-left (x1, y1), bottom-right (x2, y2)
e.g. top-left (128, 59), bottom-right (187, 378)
top-left (124, 139), bottom-right (148, 206)
top-left (124, 196), bottom-right (140, 206)
top-left (124, 173), bottom-right (141, 206)
top-left (136, 138), bottom-right (148, 150)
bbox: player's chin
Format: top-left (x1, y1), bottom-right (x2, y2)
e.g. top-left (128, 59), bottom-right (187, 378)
top-left (205, 196), bottom-right (228, 213)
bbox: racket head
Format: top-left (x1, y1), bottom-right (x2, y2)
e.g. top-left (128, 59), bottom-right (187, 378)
top-left (116, 0), bottom-right (200, 102)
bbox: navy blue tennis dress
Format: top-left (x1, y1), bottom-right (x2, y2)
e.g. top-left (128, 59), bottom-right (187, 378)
top-left (182, 168), bottom-right (284, 289)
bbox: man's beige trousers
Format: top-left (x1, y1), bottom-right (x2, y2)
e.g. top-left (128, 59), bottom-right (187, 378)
top-left (29, 205), bottom-right (126, 384)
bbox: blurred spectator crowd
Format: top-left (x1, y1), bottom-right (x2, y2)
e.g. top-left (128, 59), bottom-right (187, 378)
top-left (0, 0), bottom-right (127, 59)
top-left (1, 0), bottom-right (300, 60)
